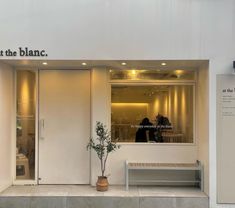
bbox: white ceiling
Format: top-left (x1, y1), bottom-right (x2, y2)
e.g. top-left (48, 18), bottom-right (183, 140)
top-left (0, 59), bottom-right (208, 70)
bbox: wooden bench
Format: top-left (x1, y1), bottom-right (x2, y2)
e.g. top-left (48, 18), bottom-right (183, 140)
top-left (125, 160), bottom-right (204, 191)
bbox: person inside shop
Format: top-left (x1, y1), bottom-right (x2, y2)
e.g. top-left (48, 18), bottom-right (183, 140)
top-left (156, 113), bottom-right (171, 127)
top-left (154, 113), bottom-right (172, 142)
top-left (135, 117), bottom-right (154, 142)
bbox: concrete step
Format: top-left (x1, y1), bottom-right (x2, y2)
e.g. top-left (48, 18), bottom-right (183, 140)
top-left (0, 185), bottom-right (209, 208)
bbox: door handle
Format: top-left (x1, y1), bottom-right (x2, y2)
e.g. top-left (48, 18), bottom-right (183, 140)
top-left (39, 119), bottom-right (45, 140)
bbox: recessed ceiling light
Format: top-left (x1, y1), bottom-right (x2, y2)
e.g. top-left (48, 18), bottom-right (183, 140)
top-left (131, 70), bottom-right (136, 75)
top-left (121, 62), bottom-right (127, 66)
top-left (82, 62), bottom-right (87, 66)
top-left (42, 62), bottom-right (48, 65)
top-left (161, 62), bottom-right (166, 66)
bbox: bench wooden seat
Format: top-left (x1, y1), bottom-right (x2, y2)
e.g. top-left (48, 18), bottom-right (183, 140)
top-left (125, 160), bottom-right (204, 191)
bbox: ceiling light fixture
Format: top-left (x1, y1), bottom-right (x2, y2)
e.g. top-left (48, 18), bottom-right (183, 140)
top-left (82, 62), bottom-right (87, 66)
top-left (161, 62), bottom-right (167, 66)
top-left (131, 70), bottom-right (136, 75)
top-left (175, 70), bottom-right (184, 78)
top-left (121, 62), bottom-right (127, 66)
top-left (42, 62), bottom-right (48, 65)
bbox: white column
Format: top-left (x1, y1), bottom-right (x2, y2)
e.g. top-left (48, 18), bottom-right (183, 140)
top-left (0, 62), bottom-right (14, 192)
top-left (90, 68), bottom-right (110, 185)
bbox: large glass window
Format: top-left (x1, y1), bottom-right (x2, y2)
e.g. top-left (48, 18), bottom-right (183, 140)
top-left (16, 70), bottom-right (36, 180)
top-left (111, 85), bottom-right (194, 143)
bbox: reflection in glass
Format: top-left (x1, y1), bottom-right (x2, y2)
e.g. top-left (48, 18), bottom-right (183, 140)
top-left (16, 70), bottom-right (36, 180)
top-left (111, 85), bottom-right (194, 143)
top-left (110, 69), bottom-right (195, 81)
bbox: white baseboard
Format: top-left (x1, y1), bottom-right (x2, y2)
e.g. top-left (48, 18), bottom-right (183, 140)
top-left (0, 182), bottom-right (12, 193)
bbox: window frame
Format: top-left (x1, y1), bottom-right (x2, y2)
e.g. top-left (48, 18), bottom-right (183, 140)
top-left (13, 68), bottom-right (39, 185)
top-left (109, 77), bottom-right (197, 146)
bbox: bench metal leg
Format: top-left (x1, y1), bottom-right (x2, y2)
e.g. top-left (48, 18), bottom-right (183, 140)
top-left (125, 161), bottom-right (129, 191)
top-left (201, 165), bottom-right (204, 192)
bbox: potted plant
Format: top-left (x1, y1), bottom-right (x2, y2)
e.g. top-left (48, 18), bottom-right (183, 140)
top-left (87, 121), bottom-right (120, 191)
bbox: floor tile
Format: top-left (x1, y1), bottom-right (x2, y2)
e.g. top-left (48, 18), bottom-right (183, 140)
top-left (0, 197), bottom-right (30, 208)
top-left (30, 197), bottom-right (67, 208)
top-left (140, 197), bottom-right (176, 208)
top-left (67, 197), bottom-right (139, 208)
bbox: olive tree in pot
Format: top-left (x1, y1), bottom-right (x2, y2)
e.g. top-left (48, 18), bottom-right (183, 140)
top-left (87, 122), bottom-right (120, 191)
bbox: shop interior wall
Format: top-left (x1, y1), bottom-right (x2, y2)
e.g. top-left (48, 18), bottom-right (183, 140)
top-left (0, 62), bottom-right (13, 192)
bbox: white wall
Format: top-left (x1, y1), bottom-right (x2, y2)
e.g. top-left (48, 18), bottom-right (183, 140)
top-left (0, 63), bottom-right (13, 192)
top-left (91, 69), bottom-right (110, 184)
top-left (197, 63), bottom-right (209, 195)
top-left (1, 0), bottom-right (235, 207)
top-left (91, 68), bottom-right (198, 185)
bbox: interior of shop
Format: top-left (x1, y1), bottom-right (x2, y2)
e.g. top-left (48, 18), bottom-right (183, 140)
top-left (111, 69), bottom-right (194, 143)
top-left (16, 70), bottom-right (36, 180)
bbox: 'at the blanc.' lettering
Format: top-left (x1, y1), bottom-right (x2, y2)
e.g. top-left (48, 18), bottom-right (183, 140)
top-left (19, 47), bottom-right (48, 57)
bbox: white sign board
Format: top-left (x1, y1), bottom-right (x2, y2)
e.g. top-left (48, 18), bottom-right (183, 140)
top-left (217, 74), bottom-right (235, 203)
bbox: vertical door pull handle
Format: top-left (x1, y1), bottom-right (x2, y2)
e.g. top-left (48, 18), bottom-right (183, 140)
top-left (39, 119), bottom-right (45, 139)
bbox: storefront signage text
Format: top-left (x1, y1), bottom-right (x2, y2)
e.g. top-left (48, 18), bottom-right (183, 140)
top-left (0, 47), bottom-right (48, 57)
top-left (222, 88), bottom-right (235, 93)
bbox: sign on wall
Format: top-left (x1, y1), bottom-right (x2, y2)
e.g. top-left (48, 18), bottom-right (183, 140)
top-left (217, 74), bottom-right (235, 203)
top-left (0, 47), bottom-right (48, 57)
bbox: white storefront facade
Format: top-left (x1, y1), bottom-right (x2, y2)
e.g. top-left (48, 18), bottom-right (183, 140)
top-left (0, 1), bottom-right (235, 207)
